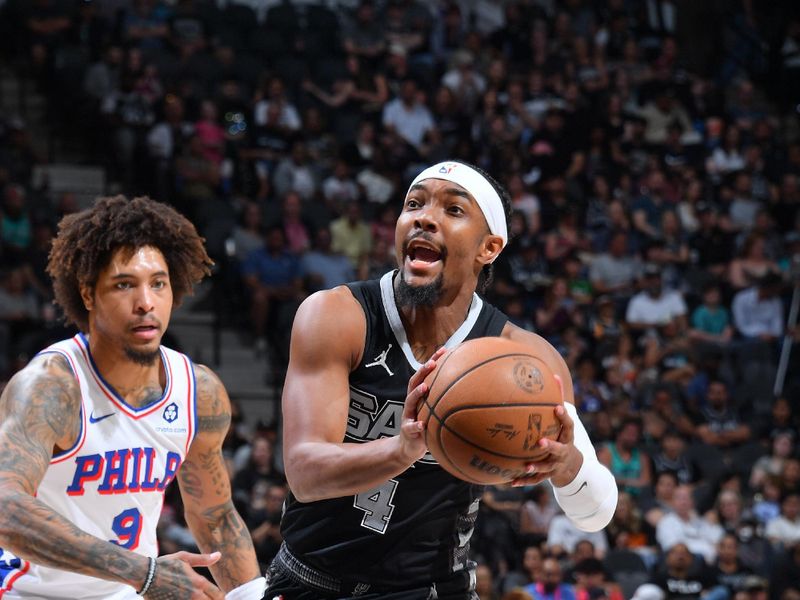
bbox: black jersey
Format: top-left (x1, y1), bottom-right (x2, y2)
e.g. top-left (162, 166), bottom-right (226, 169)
top-left (280, 271), bottom-right (508, 589)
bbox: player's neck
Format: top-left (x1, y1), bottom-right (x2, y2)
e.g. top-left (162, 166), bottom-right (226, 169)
top-left (84, 332), bottom-right (166, 407)
top-left (399, 289), bottom-right (474, 362)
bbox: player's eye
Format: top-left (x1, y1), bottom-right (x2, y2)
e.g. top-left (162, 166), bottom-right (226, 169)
top-left (405, 198), bottom-right (421, 209)
top-left (152, 280), bottom-right (166, 290)
top-left (115, 282), bottom-right (132, 290)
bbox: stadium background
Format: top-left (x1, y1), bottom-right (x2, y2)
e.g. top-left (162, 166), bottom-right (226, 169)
top-left (0, 0), bottom-right (799, 598)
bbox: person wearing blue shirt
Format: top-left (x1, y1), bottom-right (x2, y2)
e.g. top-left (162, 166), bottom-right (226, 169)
top-left (525, 557), bottom-right (577, 600)
top-left (242, 225), bottom-right (304, 358)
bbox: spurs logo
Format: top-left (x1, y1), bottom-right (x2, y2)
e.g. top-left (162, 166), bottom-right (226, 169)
top-left (365, 344), bottom-right (394, 376)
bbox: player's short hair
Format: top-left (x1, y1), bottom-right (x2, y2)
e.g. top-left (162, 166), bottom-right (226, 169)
top-left (48, 195), bottom-right (213, 332)
top-left (447, 160), bottom-right (512, 293)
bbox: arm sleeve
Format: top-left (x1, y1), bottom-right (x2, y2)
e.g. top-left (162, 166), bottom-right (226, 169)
top-left (549, 403), bottom-right (618, 532)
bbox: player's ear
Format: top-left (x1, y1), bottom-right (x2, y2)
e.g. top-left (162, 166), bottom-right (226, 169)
top-left (478, 234), bottom-right (503, 266)
top-left (80, 283), bottom-right (94, 311)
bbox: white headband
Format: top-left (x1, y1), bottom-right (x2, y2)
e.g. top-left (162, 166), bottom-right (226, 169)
top-left (407, 161), bottom-right (508, 248)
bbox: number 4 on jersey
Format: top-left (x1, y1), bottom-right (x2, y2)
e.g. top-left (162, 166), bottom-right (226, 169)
top-left (353, 479), bottom-right (398, 534)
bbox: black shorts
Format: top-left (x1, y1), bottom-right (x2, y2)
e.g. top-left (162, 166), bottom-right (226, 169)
top-left (263, 543), bottom-right (476, 600)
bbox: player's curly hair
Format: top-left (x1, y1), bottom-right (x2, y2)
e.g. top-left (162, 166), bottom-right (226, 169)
top-left (47, 195), bottom-right (213, 332)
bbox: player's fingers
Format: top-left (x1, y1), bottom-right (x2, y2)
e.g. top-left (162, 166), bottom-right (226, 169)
top-left (175, 551), bottom-right (222, 568)
top-left (400, 416), bottom-right (424, 437)
top-left (407, 357), bottom-right (437, 392)
top-left (553, 405), bottom-right (574, 443)
top-left (402, 381), bottom-right (429, 421)
top-left (200, 581), bottom-right (225, 600)
top-left (511, 472), bottom-right (549, 487)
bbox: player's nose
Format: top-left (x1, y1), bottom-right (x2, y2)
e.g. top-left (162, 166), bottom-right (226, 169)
top-left (133, 286), bottom-right (155, 313)
top-left (413, 205), bottom-right (439, 232)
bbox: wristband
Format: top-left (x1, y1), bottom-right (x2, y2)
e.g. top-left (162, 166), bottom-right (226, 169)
top-left (137, 556), bottom-right (157, 596)
top-left (225, 576), bottom-right (267, 600)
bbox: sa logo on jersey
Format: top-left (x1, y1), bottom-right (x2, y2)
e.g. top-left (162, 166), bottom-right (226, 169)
top-left (163, 402), bottom-right (179, 423)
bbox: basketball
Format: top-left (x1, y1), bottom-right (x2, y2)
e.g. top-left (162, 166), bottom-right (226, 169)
top-left (417, 337), bottom-right (564, 485)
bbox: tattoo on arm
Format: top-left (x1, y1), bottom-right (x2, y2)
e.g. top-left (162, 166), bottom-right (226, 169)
top-left (0, 355), bottom-right (149, 587)
top-left (179, 364), bottom-right (259, 591)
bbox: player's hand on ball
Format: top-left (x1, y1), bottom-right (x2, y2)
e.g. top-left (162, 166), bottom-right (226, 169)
top-left (146, 551), bottom-right (224, 599)
top-left (399, 347), bottom-right (447, 463)
top-left (512, 404), bottom-right (583, 488)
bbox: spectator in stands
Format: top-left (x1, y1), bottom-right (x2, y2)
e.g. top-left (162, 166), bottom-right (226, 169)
top-left (275, 191), bottom-right (312, 256)
top-left (689, 284), bottom-right (733, 347)
top-left (321, 159), bottom-right (360, 212)
top-left (656, 485), bottom-right (724, 563)
top-left (0, 184), bottom-right (32, 263)
top-left (605, 491), bottom-right (656, 553)
top-left (300, 227), bottom-right (355, 293)
top-left (644, 471), bottom-right (679, 528)
top-left (519, 486), bottom-right (558, 547)
top-left (572, 558), bottom-right (624, 600)
top-left (381, 77), bottom-right (435, 154)
top-left (695, 379), bottom-right (752, 458)
top-left (689, 204), bottom-right (734, 283)
top-left (712, 533), bottom-right (753, 596)
top-left (242, 225), bottom-right (304, 357)
top-left (499, 545), bottom-right (544, 595)
top-left (253, 76), bottom-right (298, 128)
top-left (732, 272), bottom-right (784, 342)
top-left (750, 432), bottom-right (795, 491)
top-left (232, 435), bottom-right (285, 502)
top-left (649, 431), bottom-right (696, 486)
top-left (174, 133), bottom-right (220, 218)
top-left (728, 233), bottom-right (781, 292)
top-left (230, 201), bottom-right (264, 265)
top-left (651, 543), bottom-right (724, 600)
top-left (330, 201), bottom-right (372, 270)
top-left (765, 493), bottom-right (800, 547)
top-left (547, 513), bottom-right (609, 560)
top-left (246, 481), bottom-right (285, 568)
top-left (524, 557), bottom-right (577, 600)
top-left (589, 230), bottom-right (641, 300)
top-left (146, 94), bottom-right (193, 202)
top-left (625, 264), bottom-right (688, 332)
top-left (644, 386), bottom-right (697, 442)
top-left (272, 141), bottom-right (318, 202)
top-left (476, 562), bottom-right (500, 600)
top-left (120, 0), bottom-right (171, 50)
top-left (598, 418), bottom-right (652, 499)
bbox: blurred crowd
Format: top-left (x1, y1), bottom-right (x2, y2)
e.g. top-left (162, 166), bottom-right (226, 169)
top-left (1, 0), bottom-right (800, 599)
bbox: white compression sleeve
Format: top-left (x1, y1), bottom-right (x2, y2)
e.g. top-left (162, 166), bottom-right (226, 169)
top-left (225, 577), bottom-right (267, 600)
top-left (549, 402), bottom-right (618, 532)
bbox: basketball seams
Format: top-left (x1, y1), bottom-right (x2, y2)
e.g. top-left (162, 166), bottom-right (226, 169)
top-left (426, 351), bottom-right (537, 420)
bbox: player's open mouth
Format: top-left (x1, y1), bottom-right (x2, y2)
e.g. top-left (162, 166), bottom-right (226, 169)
top-left (405, 240), bottom-right (444, 270)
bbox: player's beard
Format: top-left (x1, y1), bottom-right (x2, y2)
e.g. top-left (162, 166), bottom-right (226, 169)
top-left (396, 270), bottom-right (444, 308)
top-left (124, 345), bottom-right (161, 366)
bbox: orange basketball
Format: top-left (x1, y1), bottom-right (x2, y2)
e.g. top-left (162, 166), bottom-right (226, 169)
top-left (417, 337), bottom-right (564, 485)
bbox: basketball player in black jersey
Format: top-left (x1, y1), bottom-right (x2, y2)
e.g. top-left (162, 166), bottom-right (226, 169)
top-left (265, 161), bottom-right (617, 599)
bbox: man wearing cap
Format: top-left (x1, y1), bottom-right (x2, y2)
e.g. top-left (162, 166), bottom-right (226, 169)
top-left (264, 160), bottom-right (617, 599)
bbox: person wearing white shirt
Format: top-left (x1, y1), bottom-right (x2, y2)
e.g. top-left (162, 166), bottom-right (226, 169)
top-left (625, 265), bottom-right (687, 330)
top-left (731, 273), bottom-right (784, 341)
top-left (656, 486), bottom-right (723, 563)
top-left (765, 493), bottom-right (800, 547)
top-left (381, 78), bottom-right (435, 149)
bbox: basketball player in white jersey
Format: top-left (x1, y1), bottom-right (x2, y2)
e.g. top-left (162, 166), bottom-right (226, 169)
top-left (0, 196), bottom-right (266, 599)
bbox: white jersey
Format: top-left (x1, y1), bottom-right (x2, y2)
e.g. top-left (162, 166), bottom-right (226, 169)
top-left (0, 334), bottom-right (198, 599)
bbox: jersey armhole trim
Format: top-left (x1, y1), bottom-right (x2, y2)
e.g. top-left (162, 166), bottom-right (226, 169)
top-left (184, 354), bottom-right (198, 454)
